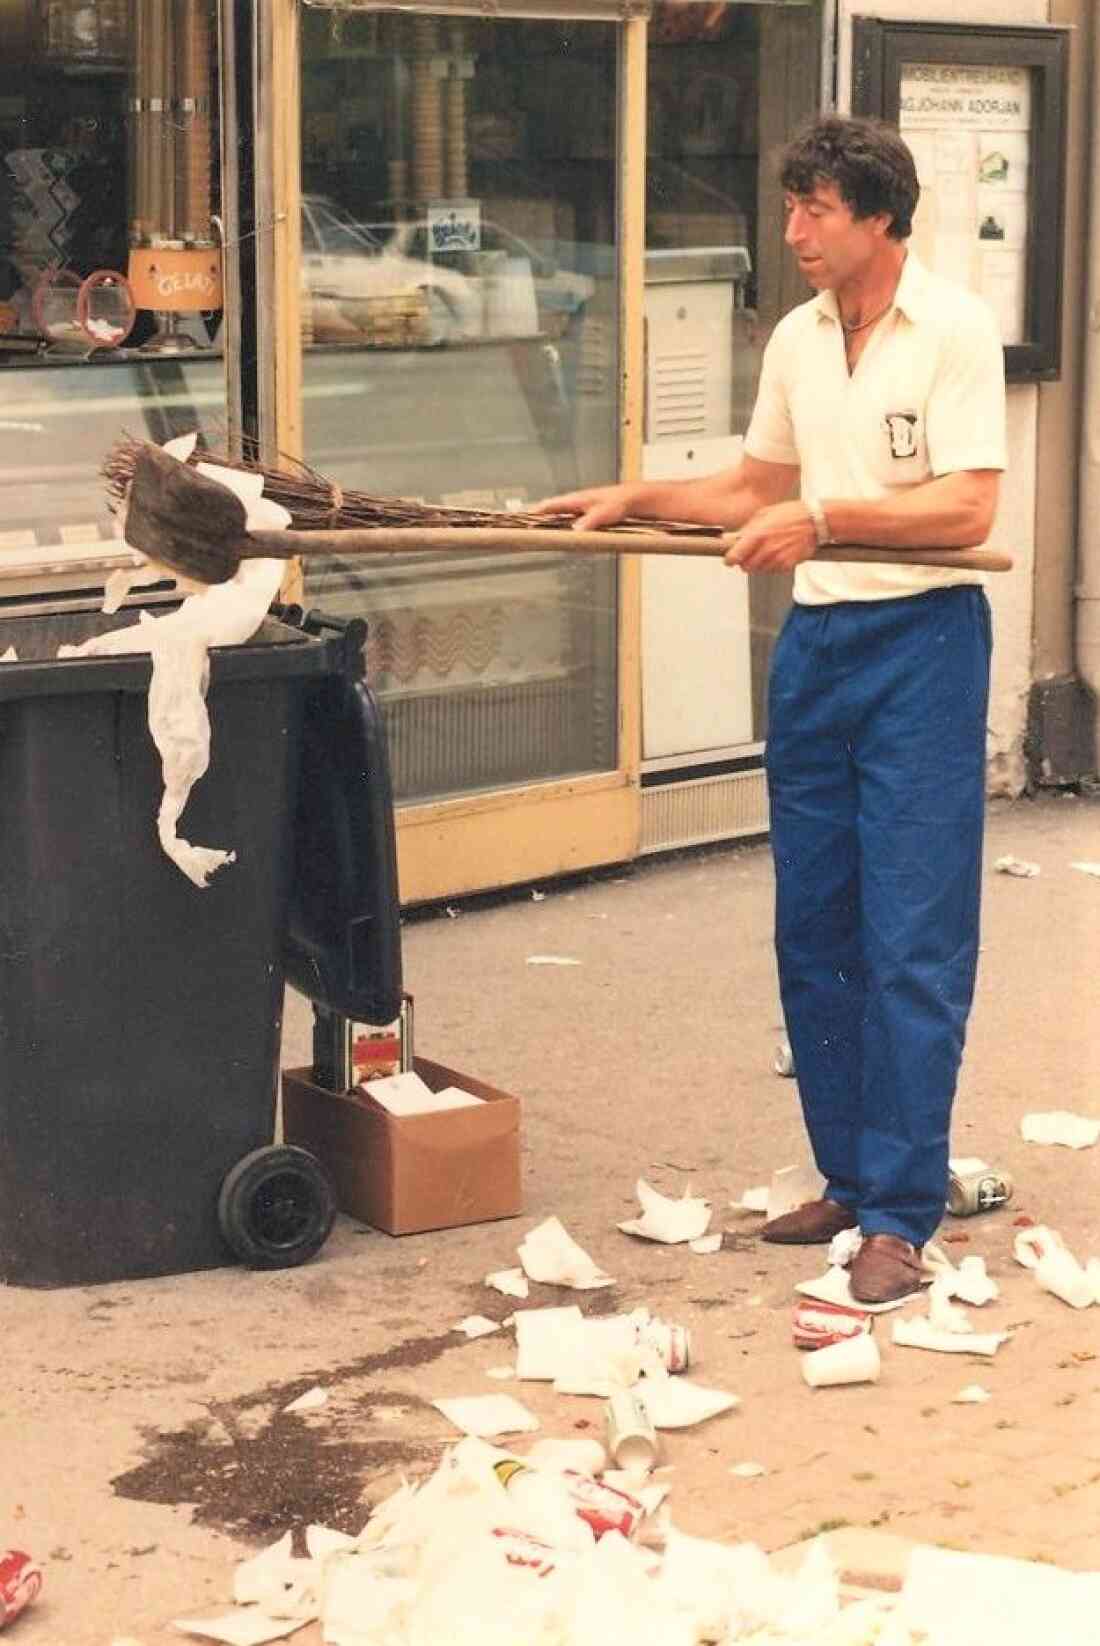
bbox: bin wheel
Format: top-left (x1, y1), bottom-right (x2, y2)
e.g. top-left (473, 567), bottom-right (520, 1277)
top-left (218, 1145), bottom-right (335, 1269)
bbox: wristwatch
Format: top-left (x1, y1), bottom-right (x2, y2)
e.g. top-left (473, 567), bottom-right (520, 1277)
top-left (804, 497), bottom-right (831, 548)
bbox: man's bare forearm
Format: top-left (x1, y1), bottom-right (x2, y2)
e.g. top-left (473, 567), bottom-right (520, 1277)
top-left (822, 471), bottom-right (1000, 550)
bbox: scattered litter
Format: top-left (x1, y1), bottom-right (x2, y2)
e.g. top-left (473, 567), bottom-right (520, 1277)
top-left (690, 1233), bottom-right (723, 1255)
top-left (729, 1461), bottom-right (768, 1478)
top-left (0, 1550), bottom-right (41, 1629)
top-left (431, 1394), bottom-right (541, 1438)
top-left (172, 1613), bottom-right (303, 1645)
top-left (927, 1278), bottom-right (973, 1334)
top-left (455, 1315), bottom-right (501, 1339)
top-left (765, 1163), bottom-right (827, 1222)
top-left (531, 889), bottom-right (547, 900)
top-left (891, 1317), bottom-right (1009, 1356)
top-left (952, 1384), bottom-right (992, 1403)
top-left (517, 1306), bottom-right (689, 1392)
top-left (826, 1227), bottom-right (862, 1268)
top-left (736, 1186), bottom-right (768, 1213)
top-left (526, 1437), bottom-right (608, 1476)
top-left (485, 1267), bottom-right (529, 1299)
top-left (627, 1376), bottom-right (739, 1429)
top-left (1014, 1225), bottom-right (1097, 1309)
top-left (1069, 861), bottom-right (1100, 877)
top-left (993, 855), bottom-right (1040, 877)
top-left (515, 1306), bottom-right (585, 1380)
top-left (792, 1298), bottom-right (872, 1350)
top-left (605, 1388), bottom-right (660, 1471)
top-left (1020, 1110), bottom-right (1100, 1149)
top-left (517, 1217), bottom-right (614, 1289)
top-left (950, 1255), bottom-right (1000, 1306)
top-left (947, 1159), bottom-right (1013, 1216)
top-left (232, 1531), bottom-right (317, 1615)
top-left (617, 1178), bottom-right (711, 1245)
top-left (526, 954), bottom-right (582, 966)
top-left (795, 1262), bottom-right (912, 1314)
top-left (282, 1386), bottom-right (328, 1415)
top-left (896, 1541), bottom-right (1100, 1646)
top-left (801, 1332), bottom-right (881, 1387)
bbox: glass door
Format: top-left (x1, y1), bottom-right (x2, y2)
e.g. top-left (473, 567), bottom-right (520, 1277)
top-left (282, 3), bottom-right (639, 901)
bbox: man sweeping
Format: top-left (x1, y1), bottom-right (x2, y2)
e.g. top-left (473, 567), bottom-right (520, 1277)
top-left (536, 114), bottom-right (1007, 1302)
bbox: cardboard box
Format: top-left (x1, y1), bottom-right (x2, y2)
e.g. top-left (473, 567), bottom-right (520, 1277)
top-left (282, 1057), bottom-right (522, 1236)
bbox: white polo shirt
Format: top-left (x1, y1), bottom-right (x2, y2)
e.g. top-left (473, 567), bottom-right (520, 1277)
top-left (743, 252), bottom-right (1007, 605)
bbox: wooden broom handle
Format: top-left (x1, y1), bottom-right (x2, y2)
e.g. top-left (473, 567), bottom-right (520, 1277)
top-left (241, 524), bottom-right (1013, 573)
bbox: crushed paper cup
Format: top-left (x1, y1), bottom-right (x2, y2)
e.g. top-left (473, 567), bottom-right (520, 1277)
top-left (801, 1332), bottom-right (881, 1387)
top-left (517, 1216), bottom-right (614, 1289)
top-left (993, 855), bottom-right (1040, 877)
top-left (891, 1317), bottom-right (1009, 1355)
top-left (628, 1376), bottom-right (739, 1429)
top-left (617, 1178), bottom-right (711, 1245)
top-left (1014, 1226), bottom-right (1095, 1308)
top-left (792, 1298), bottom-right (872, 1349)
top-left (431, 1394), bottom-right (541, 1438)
top-left (1020, 1110), bottom-right (1100, 1149)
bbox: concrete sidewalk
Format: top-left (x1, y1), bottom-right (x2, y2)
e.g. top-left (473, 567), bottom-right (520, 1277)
top-left (2, 792), bottom-right (1097, 1644)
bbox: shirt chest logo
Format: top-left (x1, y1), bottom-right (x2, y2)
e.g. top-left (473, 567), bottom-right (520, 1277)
top-left (885, 412), bottom-right (919, 459)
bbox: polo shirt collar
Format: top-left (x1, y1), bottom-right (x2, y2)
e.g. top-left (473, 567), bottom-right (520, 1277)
top-left (813, 250), bottom-right (929, 328)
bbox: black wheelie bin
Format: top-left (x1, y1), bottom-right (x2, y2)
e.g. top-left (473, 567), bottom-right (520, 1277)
top-left (0, 603), bottom-right (402, 1287)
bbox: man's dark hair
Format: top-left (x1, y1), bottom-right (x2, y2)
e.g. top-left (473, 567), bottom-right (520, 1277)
top-left (779, 115), bottom-right (919, 241)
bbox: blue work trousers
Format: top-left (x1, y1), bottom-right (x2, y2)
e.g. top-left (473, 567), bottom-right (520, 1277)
top-left (765, 586), bottom-right (992, 1246)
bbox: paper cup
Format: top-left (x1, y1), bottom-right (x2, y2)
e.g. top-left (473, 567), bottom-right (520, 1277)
top-left (801, 1331), bottom-right (881, 1388)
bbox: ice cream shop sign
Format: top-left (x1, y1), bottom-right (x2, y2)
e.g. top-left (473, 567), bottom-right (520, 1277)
top-left (127, 248), bottom-right (224, 312)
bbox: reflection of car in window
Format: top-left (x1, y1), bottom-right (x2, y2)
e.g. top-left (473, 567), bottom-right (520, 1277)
top-left (300, 197), bottom-right (596, 345)
top-left (301, 196), bottom-right (482, 344)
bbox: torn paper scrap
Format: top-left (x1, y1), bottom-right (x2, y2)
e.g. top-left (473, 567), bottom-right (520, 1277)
top-left (232, 1532), bottom-right (317, 1617)
top-left (617, 1178), bottom-right (711, 1245)
top-left (485, 1267), bottom-right (529, 1299)
top-left (0, 647), bottom-right (17, 662)
top-left (795, 1264), bottom-right (913, 1315)
top-left (737, 1186), bottom-right (768, 1213)
top-left (455, 1315), bottom-right (501, 1339)
top-left (896, 1542), bottom-right (1100, 1646)
top-left (365, 1070), bottom-right (483, 1116)
top-left (282, 1386), bottom-right (328, 1414)
top-left (993, 855), bottom-right (1040, 877)
top-left (952, 1384), bottom-right (992, 1403)
top-left (515, 1306), bottom-right (585, 1380)
top-left (1020, 1110), bottom-right (1100, 1149)
top-left (951, 1256), bottom-right (999, 1306)
top-left (927, 1278), bottom-right (974, 1335)
top-left (1014, 1225), bottom-right (1096, 1308)
top-left (826, 1227), bottom-right (863, 1269)
top-left (1069, 861), bottom-right (1100, 877)
top-left (690, 1233), bottom-right (723, 1255)
top-left (729, 1461), bottom-right (768, 1478)
top-left (517, 1217), bottom-right (614, 1289)
top-left (891, 1316), bottom-right (1009, 1355)
top-left (431, 1394), bottom-right (540, 1438)
top-left (630, 1376), bottom-right (739, 1429)
top-left (172, 1613), bottom-right (304, 1645)
top-left (525, 954), bottom-right (582, 966)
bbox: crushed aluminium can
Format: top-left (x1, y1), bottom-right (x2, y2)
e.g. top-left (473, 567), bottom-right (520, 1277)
top-left (639, 1318), bottom-right (691, 1374)
top-left (0, 1551), bottom-right (42, 1629)
top-left (947, 1167), bottom-right (1014, 1217)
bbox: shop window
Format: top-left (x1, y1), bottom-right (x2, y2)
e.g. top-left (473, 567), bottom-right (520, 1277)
top-left (644, 0), bottom-right (822, 748)
top-left (298, 8), bottom-right (620, 804)
top-left (0, 0), bottom-right (225, 568)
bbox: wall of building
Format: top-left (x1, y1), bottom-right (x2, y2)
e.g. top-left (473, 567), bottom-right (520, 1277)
top-left (838, 0), bottom-right (1051, 795)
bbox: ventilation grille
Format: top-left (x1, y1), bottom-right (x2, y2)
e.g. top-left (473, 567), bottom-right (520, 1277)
top-left (647, 350), bottom-right (709, 439)
top-left (381, 673), bottom-right (614, 801)
top-left (640, 768), bottom-right (769, 855)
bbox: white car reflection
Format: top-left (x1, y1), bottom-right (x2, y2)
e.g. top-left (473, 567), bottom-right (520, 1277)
top-left (301, 196), bottom-right (595, 346)
top-left (302, 196), bottom-right (482, 344)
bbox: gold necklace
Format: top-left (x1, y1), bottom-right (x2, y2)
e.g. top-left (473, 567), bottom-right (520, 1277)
top-left (841, 299), bottom-right (893, 335)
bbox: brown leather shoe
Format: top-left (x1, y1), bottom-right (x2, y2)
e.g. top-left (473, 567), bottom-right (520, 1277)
top-left (761, 1198), bottom-right (858, 1244)
top-left (850, 1233), bottom-right (925, 1303)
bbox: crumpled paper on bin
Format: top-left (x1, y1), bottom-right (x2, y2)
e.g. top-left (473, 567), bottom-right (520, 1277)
top-left (61, 434), bottom-right (288, 887)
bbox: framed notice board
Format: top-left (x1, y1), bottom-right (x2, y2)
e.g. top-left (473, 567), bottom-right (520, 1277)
top-left (852, 20), bottom-right (1069, 381)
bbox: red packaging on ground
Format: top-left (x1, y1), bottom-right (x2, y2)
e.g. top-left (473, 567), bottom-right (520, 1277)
top-left (792, 1299), bottom-right (872, 1350)
top-left (558, 1469), bottom-right (644, 1539)
top-left (0, 1551), bottom-right (42, 1629)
